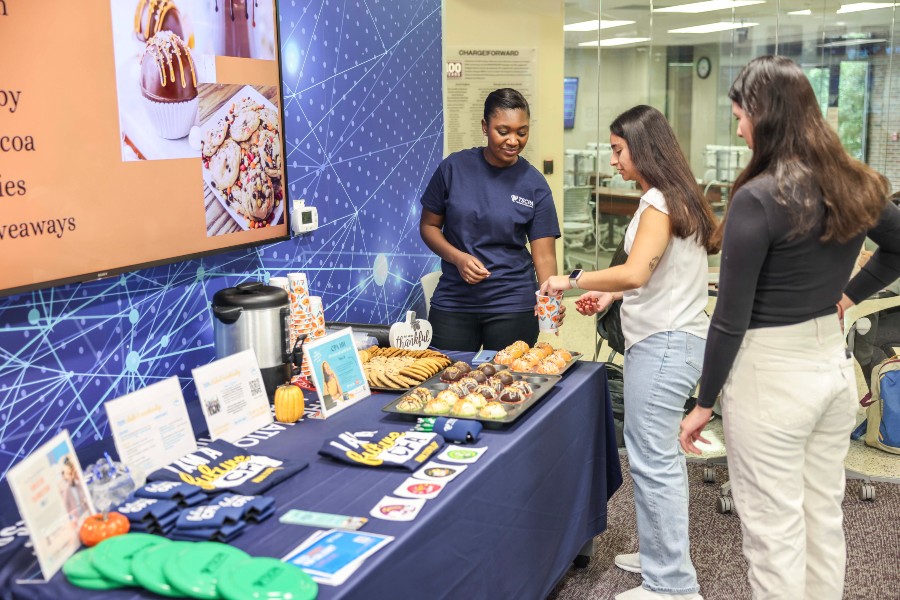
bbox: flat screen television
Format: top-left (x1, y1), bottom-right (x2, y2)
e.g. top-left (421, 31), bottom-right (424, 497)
top-left (0, 1), bottom-right (290, 297)
top-left (563, 77), bottom-right (579, 129)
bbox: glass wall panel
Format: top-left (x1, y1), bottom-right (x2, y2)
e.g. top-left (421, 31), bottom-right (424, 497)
top-left (563, 0), bottom-right (898, 271)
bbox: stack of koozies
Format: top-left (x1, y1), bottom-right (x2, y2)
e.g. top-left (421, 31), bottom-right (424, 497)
top-left (213, 493), bottom-right (276, 524)
top-left (135, 481), bottom-right (207, 508)
top-left (169, 494), bottom-right (276, 542)
top-left (115, 496), bottom-right (180, 536)
top-left (170, 504), bottom-right (248, 543)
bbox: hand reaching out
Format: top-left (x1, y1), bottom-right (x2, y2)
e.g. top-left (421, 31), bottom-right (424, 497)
top-left (574, 291), bottom-right (615, 316)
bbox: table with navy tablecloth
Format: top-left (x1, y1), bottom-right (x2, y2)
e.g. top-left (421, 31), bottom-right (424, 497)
top-left (0, 356), bottom-right (621, 600)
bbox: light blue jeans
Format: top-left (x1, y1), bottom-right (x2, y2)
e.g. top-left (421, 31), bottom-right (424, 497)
top-left (624, 330), bottom-right (704, 594)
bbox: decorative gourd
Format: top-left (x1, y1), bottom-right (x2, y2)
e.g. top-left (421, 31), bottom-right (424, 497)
top-left (79, 511), bottom-right (130, 547)
top-left (274, 384), bottom-right (304, 423)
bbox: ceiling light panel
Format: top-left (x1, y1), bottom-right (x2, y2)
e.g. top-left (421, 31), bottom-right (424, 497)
top-left (836, 3), bottom-right (897, 13)
top-left (564, 19), bottom-right (636, 31)
top-left (668, 21), bottom-right (759, 33)
top-left (654, 0), bottom-right (765, 13)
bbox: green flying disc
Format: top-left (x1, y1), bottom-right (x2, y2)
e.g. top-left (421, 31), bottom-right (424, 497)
top-left (132, 539), bottom-right (190, 598)
top-left (217, 557), bottom-right (318, 600)
top-left (164, 541), bottom-right (251, 599)
top-left (66, 575), bottom-right (128, 590)
top-left (63, 547), bottom-right (105, 581)
top-left (92, 533), bottom-right (170, 585)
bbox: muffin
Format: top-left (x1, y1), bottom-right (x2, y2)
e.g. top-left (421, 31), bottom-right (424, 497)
top-left (140, 30), bottom-right (198, 139)
top-left (452, 361), bottom-right (472, 374)
top-left (494, 371), bottom-right (515, 386)
top-left (423, 397), bottom-right (451, 415)
top-left (435, 390), bottom-right (459, 404)
top-left (134, 0), bottom-right (187, 43)
top-left (469, 370), bottom-right (488, 384)
top-left (535, 361), bottom-right (562, 375)
top-left (457, 377), bottom-right (479, 394)
top-left (396, 395), bottom-right (425, 412)
top-left (450, 399), bottom-right (478, 418)
top-left (440, 366), bottom-right (464, 383)
top-left (474, 384), bottom-right (498, 400)
top-left (477, 363), bottom-right (498, 377)
top-left (478, 402), bottom-right (507, 420)
top-left (498, 388), bottom-right (526, 404)
top-left (509, 381), bottom-right (534, 396)
top-left (463, 392), bottom-right (487, 410)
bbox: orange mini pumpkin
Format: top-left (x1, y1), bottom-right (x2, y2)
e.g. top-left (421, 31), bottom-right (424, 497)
top-left (274, 383), bottom-right (304, 423)
top-left (80, 511), bottom-right (130, 547)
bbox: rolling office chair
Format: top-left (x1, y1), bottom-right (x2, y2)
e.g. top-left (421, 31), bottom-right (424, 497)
top-left (562, 186), bottom-right (594, 271)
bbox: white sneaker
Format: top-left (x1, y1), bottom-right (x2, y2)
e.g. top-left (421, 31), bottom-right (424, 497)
top-left (614, 552), bottom-right (642, 573)
top-left (615, 585), bottom-right (704, 600)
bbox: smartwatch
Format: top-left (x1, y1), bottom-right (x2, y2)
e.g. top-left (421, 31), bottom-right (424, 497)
top-left (569, 269), bottom-right (584, 289)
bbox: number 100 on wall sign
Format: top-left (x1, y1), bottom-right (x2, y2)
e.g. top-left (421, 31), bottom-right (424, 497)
top-left (446, 61), bottom-right (462, 79)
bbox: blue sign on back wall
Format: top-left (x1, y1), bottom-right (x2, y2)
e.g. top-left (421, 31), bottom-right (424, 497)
top-left (0, 0), bottom-right (443, 478)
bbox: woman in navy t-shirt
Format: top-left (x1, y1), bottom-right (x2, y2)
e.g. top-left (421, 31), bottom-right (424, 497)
top-left (419, 88), bottom-right (561, 351)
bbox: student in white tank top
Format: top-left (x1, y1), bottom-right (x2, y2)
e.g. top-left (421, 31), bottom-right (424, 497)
top-left (542, 105), bottom-right (718, 600)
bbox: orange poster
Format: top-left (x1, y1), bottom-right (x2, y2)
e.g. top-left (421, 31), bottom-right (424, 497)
top-left (0, 0), bottom-right (288, 296)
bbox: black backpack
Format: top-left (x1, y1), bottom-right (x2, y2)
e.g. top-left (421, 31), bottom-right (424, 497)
top-left (596, 238), bottom-right (628, 355)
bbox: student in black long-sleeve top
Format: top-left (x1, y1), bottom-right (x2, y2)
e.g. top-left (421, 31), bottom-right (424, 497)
top-left (679, 56), bottom-right (900, 600)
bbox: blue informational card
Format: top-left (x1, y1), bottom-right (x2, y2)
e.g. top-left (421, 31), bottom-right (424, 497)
top-left (282, 529), bottom-right (393, 583)
top-left (305, 327), bottom-right (371, 419)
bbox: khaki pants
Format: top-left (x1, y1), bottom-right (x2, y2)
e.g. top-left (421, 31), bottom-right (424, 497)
top-left (722, 315), bottom-right (858, 600)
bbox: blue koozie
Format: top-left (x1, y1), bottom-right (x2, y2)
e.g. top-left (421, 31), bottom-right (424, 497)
top-left (433, 417), bottom-right (482, 444)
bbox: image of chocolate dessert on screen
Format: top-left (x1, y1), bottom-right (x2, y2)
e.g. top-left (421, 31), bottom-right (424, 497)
top-left (201, 0), bottom-right (277, 60)
top-left (140, 30), bottom-right (198, 139)
top-left (134, 0), bottom-right (191, 45)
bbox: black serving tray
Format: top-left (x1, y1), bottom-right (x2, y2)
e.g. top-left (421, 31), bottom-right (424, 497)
top-left (382, 367), bottom-right (562, 427)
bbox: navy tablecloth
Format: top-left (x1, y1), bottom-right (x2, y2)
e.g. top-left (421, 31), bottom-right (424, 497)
top-left (0, 359), bottom-right (621, 600)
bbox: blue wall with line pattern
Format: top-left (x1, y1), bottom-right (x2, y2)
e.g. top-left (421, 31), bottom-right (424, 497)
top-left (0, 0), bottom-right (443, 479)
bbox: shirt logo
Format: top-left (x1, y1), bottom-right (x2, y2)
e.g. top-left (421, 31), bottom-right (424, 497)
top-left (511, 194), bottom-right (534, 208)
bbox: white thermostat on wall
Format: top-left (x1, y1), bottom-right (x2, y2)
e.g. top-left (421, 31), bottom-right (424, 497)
top-left (291, 200), bottom-right (319, 235)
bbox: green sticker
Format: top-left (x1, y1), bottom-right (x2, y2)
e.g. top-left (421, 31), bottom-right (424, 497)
top-left (217, 557), bottom-right (318, 600)
top-left (164, 541), bottom-right (251, 599)
top-left (92, 533), bottom-right (169, 585)
top-left (447, 449), bottom-right (477, 459)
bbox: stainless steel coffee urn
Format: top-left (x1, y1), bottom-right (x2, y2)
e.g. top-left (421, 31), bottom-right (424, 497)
top-left (212, 281), bottom-right (291, 398)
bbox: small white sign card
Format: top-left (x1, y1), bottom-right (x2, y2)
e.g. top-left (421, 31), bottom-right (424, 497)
top-left (104, 376), bottom-right (197, 478)
top-left (191, 348), bottom-right (273, 442)
top-left (389, 311), bottom-right (432, 350)
top-left (305, 327), bottom-right (371, 419)
top-left (7, 431), bottom-right (95, 581)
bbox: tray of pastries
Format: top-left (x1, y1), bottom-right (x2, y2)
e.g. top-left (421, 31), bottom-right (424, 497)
top-left (360, 346), bottom-right (453, 391)
top-left (492, 341), bottom-right (582, 375)
top-left (382, 360), bottom-right (561, 426)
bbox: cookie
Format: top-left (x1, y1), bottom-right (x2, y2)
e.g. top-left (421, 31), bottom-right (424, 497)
top-left (208, 139), bottom-right (240, 191)
top-left (201, 117), bottom-right (229, 157)
top-left (234, 164), bottom-right (274, 222)
top-left (257, 107), bottom-right (280, 132)
top-left (257, 129), bottom-right (282, 178)
top-left (232, 96), bottom-right (262, 114)
top-left (230, 110), bottom-right (261, 142)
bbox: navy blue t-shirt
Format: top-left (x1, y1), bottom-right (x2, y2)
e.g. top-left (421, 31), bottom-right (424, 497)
top-left (421, 147), bottom-right (560, 312)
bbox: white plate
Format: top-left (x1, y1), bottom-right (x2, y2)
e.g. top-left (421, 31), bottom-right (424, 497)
top-left (200, 85), bottom-right (284, 231)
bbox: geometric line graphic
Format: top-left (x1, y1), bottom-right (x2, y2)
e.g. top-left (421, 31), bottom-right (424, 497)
top-left (0, 0), bottom-right (442, 479)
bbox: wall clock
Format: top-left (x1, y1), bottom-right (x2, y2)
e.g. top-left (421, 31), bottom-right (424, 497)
top-left (697, 56), bottom-right (712, 79)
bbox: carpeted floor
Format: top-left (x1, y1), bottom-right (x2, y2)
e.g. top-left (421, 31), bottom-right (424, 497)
top-left (548, 455), bottom-right (900, 600)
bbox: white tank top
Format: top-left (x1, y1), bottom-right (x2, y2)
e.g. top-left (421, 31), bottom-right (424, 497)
top-left (621, 187), bottom-right (710, 349)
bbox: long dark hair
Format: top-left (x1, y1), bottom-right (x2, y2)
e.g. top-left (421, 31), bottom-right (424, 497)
top-left (726, 55), bottom-right (886, 243)
top-left (610, 105), bottom-right (719, 253)
top-left (484, 88), bottom-right (530, 122)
